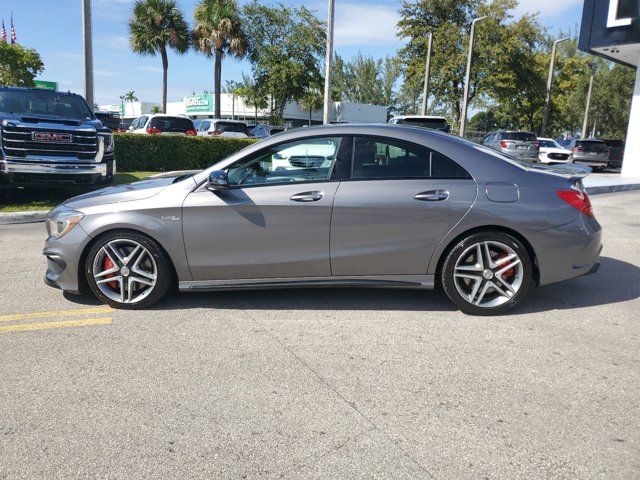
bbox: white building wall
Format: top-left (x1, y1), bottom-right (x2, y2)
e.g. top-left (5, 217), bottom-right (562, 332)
top-left (621, 69), bottom-right (640, 178)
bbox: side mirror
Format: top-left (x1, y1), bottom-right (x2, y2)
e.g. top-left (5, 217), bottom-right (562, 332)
top-left (206, 170), bottom-right (230, 191)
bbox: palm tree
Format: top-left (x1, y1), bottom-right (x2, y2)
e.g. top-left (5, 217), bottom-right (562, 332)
top-left (124, 91), bottom-right (138, 103)
top-left (192, 0), bottom-right (247, 118)
top-left (129, 0), bottom-right (190, 113)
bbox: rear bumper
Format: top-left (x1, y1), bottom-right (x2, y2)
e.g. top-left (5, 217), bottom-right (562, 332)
top-left (531, 214), bottom-right (603, 286)
top-left (573, 156), bottom-right (609, 168)
top-left (0, 156), bottom-right (114, 187)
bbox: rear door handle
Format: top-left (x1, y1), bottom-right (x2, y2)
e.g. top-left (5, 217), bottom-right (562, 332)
top-left (290, 191), bottom-right (324, 202)
top-left (414, 189), bottom-right (449, 201)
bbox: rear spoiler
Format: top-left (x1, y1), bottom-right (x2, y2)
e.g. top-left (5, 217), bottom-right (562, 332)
top-left (525, 162), bottom-right (592, 181)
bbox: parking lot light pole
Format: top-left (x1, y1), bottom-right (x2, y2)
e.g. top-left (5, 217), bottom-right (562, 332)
top-left (582, 63), bottom-right (598, 138)
top-left (322, 0), bottom-right (336, 125)
top-left (82, 0), bottom-right (94, 108)
top-left (540, 37), bottom-right (569, 137)
top-left (421, 32), bottom-right (433, 116)
top-left (459, 15), bottom-right (487, 138)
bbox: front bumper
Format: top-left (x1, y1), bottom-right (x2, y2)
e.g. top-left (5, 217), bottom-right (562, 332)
top-left (0, 156), bottom-right (114, 187)
top-left (531, 214), bottom-right (603, 286)
top-left (43, 223), bottom-right (93, 293)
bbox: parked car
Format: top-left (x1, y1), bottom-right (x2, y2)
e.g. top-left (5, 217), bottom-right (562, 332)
top-left (602, 139), bottom-right (625, 169)
top-left (196, 119), bottom-right (251, 138)
top-left (0, 86), bottom-right (115, 189)
top-left (94, 110), bottom-right (121, 131)
top-left (537, 137), bottom-right (573, 164)
top-left (388, 115), bottom-right (451, 133)
top-left (481, 131), bottom-right (539, 162)
top-left (251, 124), bottom-right (286, 139)
top-left (192, 119), bottom-right (203, 131)
top-left (562, 138), bottom-right (609, 171)
top-left (128, 114), bottom-right (196, 136)
top-left (43, 125), bottom-right (601, 316)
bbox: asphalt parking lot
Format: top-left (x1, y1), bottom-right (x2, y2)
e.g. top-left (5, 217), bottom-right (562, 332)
top-left (0, 191), bottom-right (639, 479)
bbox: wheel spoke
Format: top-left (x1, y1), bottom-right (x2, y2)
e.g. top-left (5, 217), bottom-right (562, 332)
top-left (96, 275), bottom-right (123, 285)
top-left (94, 264), bottom-right (119, 279)
top-left (130, 275), bottom-right (154, 287)
top-left (454, 272), bottom-right (482, 281)
top-left (483, 242), bottom-right (495, 268)
top-left (106, 242), bottom-right (125, 265)
top-left (496, 259), bottom-right (521, 277)
top-left (494, 275), bottom-right (516, 294)
top-left (494, 253), bottom-right (517, 268)
top-left (468, 278), bottom-right (483, 303)
top-left (122, 244), bottom-right (142, 266)
top-left (488, 280), bottom-right (510, 299)
top-left (474, 282), bottom-right (491, 305)
top-left (475, 244), bottom-right (484, 270)
top-left (456, 264), bottom-right (483, 272)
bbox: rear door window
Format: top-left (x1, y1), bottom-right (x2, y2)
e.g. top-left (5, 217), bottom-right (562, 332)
top-left (149, 116), bottom-right (194, 133)
top-left (215, 122), bottom-right (249, 134)
top-left (576, 141), bottom-right (608, 152)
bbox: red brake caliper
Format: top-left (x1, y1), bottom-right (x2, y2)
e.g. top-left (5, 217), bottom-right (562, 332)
top-left (497, 252), bottom-right (514, 279)
top-left (103, 256), bottom-right (118, 289)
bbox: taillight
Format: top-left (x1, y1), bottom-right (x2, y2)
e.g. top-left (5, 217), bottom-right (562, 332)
top-left (146, 127), bottom-right (161, 134)
top-left (572, 147), bottom-right (583, 153)
top-left (207, 130), bottom-right (223, 136)
top-left (500, 140), bottom-right (513, 149)
top-left (558, 190), bottom-right (594, 217)
top-left (531, 141), bottom-right (539, 147)
top-left (185, 130), bottom-right (197, 136)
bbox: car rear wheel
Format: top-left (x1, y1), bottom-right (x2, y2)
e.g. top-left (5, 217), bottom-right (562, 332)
top-left (441, 231), bottom-right (533, 316)
top-left (85, 231), bottom-right (173, 309)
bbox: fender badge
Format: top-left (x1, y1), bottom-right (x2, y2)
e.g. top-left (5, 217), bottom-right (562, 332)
top-left (161, 216), bottom-right (181, 222)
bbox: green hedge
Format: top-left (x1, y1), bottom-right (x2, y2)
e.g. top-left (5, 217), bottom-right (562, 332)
top-left (114, 133), bottom-right (257, 172)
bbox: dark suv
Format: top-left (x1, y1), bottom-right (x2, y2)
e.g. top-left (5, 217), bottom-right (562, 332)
top-left (602, 139), bottom-right (624, 169)
top-left (560, 138), bottom-right (609, 171)
top-left (0, 87), bottom-right (115, 189)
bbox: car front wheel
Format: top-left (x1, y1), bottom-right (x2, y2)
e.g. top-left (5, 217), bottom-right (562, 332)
top-left (441, 231), bottom-right (533, 315)
top-left (85, 231), bottom-right (173, 309)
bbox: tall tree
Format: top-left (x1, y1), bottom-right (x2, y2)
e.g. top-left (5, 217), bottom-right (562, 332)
top-left (300, 88), bottom-right (324, 125)
top-left (124, 90), bottom-right (138, 103)
top-left (0, 43), bottom-right (44, 87)
top-left (129, 0), bottom-right (190, 113)
top-left (236, 73), bottom-right (268, 123)
top-left (243, 1), bottom-right (325, 122)
top-left (193, 0), bottom-right (247, 118)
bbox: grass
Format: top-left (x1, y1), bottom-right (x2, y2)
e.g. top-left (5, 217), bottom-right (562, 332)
top-left (0, 171), bottom-right (159, 213)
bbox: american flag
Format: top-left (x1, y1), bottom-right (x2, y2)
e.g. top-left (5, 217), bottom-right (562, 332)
top-left (10, 16), bottom-right (16, 44)
top-left (1, 20), bottom-right (6, 43)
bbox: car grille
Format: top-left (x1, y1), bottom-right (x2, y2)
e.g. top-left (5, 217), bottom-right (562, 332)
top-left (548, 153), bottom-right (569, 160)
top-left (1, 124), bottom-right (98, 161)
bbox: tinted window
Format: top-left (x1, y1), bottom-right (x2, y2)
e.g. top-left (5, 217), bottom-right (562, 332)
top-left (576, 140), bottom-right (608, 151)
top-left (397, 118), bottom-right (449, 130)
top-left (215, 121), bottom-right (249, 133)
top-left (352, 137), bottom-right (470, 179)
top-left (226, 137), bottom-right (341, 186)
top-left (149, 116), bottom-right (194, 133)
top-left (502, 132), bottom-right (536, 141)
top-left (0, 89), bottom-right (93, 119)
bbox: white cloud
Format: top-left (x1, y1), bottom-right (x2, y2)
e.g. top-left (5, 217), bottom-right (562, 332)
top-left (512, 0), bottom-right (582, 17)
top-left (136, 65), bottom-right (163, 73)
top-left (334, 2), bottom-right (402, 46)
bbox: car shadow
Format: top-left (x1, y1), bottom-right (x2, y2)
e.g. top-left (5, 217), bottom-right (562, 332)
top-left (148, 256), bottom-right (638, 314)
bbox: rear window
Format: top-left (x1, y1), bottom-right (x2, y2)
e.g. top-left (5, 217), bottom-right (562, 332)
top-left (576, 140), bottom-right (608, 151)
top-left (149, 116), bottom-right (194, 132)
top-left (604, 139), bottom-right (624, 148)
top-left (502, 132), bottom-right (536, 141)
top-left (215, 122), bottom-right (248, 133)
top-left (396, 118), bottom-right (449, 130)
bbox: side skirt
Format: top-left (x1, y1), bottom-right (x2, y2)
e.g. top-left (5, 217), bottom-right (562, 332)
top-left (179, 275), bottom-right (435, 292)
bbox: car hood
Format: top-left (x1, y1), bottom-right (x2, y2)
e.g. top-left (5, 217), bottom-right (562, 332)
top-left (64, 177), bottom-right (177, 210)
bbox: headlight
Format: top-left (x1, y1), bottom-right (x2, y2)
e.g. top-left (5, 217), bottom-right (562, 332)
top-left (98, 133), bottom-right (114, 153)
top-left (46, 209), bottom-right (84, 239)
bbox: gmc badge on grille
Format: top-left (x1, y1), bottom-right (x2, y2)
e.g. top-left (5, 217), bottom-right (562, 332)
top-left (32, 132), bottom-right (73, 143)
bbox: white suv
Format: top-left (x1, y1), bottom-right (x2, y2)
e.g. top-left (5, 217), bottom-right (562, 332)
top-left (196, 119), bottom-right (251, 138)
top-left (128, 114), bottom-right (196, 136)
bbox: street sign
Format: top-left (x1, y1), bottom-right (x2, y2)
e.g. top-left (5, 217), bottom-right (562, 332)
top-left (185, 94), bottom-right (213, 113)
top-left (34, 80), bottom-right (58, 91)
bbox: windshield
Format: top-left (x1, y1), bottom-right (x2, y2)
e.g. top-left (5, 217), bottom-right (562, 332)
top-left (0, 89), bottom-right (93, 119)
top-left (397, 118), bottom-right (449, 130)
top-left (539, 139), bottom-right (559, 148)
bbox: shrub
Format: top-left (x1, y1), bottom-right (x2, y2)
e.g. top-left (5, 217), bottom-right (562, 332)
top-left (114, 134), bottom-right (257, 172)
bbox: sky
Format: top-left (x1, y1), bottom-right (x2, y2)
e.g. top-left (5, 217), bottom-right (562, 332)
top-left (1, 0), bottom-right (586, 105)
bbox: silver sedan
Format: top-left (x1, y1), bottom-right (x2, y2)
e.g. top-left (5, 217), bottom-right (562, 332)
top-left (43, 125), bottom-right (602, 315)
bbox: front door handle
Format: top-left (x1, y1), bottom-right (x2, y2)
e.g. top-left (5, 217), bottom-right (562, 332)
top-left (290, 191), bottom-right (324, 202)
top-left (414, 189), bottom-right (449, 201)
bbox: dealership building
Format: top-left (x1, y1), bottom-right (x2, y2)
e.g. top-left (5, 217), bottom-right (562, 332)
top-left (99, 94), bottom-right (388, 127)
top-left (580, 0), bottom-right (640, 177)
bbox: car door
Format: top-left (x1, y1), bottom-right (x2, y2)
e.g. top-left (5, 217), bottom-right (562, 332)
top-left (330, 136), bottom-right (477, 276)
top-left (182, 135), bottom-right (348, 281)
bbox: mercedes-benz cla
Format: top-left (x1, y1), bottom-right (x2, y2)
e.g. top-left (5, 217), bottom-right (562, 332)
top-left (43, 125), bottom-right (602, 315)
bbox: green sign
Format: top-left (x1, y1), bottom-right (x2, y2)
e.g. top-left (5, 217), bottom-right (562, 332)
top-left (185, 94), bottom-right (213, 113)
top-left (109, 104), bottom-right (124, 116)
top-left (34, 80), bottom-right (58, 91)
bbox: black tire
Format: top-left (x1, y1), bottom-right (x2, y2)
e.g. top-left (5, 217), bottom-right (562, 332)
top-left (441, 231), bottom-right (533, 316)
top-left (84, 230), bottom-right (173, 309)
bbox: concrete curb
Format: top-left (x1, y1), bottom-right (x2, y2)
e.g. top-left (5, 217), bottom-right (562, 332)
top-left (0, 210), bottom-right (49, 225)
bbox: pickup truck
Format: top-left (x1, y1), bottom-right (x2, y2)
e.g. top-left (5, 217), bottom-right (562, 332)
top-left (0, 86), bottom-right (115, 189)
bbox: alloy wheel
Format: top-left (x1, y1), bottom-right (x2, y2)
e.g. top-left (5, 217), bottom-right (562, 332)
top-left (91, 239), bottom-right (158, 304)
top-left (453, 240), bottom-right (523, 308)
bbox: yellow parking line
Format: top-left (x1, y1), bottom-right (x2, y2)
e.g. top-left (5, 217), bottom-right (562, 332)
top-left (0, 317), bottom-right (112, 334)
top-left (0, 306), bottom-right (112, 323)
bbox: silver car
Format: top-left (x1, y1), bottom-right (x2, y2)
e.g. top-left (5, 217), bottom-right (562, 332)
top-left (562, 138), bottom-right (610, 171)
top-left (43, 125), bottom-right (602, 315)
top-left (482, 131), bottom-right (540, 162)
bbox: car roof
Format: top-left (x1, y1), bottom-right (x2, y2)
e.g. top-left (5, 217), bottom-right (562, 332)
top-left (0, 86), bottom-right (87, 99)
top-left (391, 115), bottom-right (447, 120)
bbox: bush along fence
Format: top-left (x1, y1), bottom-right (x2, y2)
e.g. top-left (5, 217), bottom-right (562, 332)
top-left (113, 134), bottom-right (257, 172)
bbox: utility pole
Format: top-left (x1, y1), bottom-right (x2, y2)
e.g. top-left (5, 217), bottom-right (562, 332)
top-left (82, 0), bottom-right (94, 108)
top-left (540, 37), bottom-right (569, 137)
top-left (322, 0), bottom-right (336, 125)
top-left (582, 63), bottom-right (597, 138)
top-left (421, 32), bottom-right (433, 116)
top-left (459, 16), bottom-right (487, 138)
